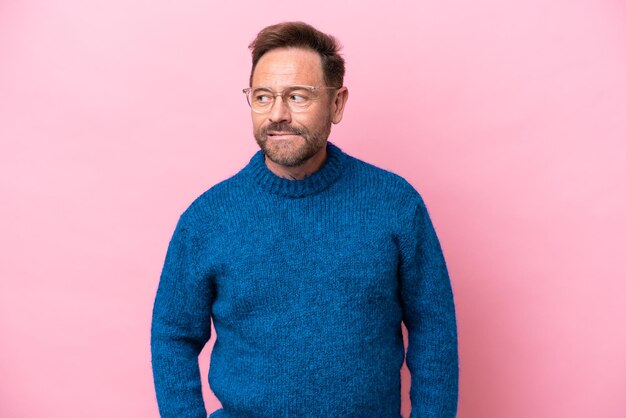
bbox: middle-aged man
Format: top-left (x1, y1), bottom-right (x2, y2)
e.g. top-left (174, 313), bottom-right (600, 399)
top-left (151, 21), bottom-right (459, 418)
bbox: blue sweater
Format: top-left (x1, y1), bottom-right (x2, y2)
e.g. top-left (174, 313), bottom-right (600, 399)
top-left (151, 141), bottom-right (458, 417)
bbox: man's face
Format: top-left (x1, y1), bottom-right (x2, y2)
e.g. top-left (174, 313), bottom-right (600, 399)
top-left (251, 48), bottom-right (337, 168)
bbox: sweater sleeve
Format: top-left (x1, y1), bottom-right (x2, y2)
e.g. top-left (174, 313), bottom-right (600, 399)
top-left (398, 194), bottom-right (459, 417)
top-left (151, 215), bottom-right (214, 418)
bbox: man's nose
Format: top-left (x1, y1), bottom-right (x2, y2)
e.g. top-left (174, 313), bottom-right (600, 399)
top-left (268, 96), bottom-right (291, 123)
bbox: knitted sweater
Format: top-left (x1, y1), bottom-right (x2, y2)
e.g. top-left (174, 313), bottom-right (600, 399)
top-left (151, 141), bottom-right (458, 418)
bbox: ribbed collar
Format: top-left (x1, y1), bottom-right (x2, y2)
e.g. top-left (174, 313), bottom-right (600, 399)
top-left (244, 141), bottom-right (346, 198)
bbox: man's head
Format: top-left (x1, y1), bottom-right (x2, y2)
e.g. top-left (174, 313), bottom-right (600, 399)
top-left (248, 21), bottom-right (345, 89)
top-left (246, 22), bottom-right (348, 171)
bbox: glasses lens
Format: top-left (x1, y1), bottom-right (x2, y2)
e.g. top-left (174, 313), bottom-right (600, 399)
top-left (251, 88), bottom-right (273, 112)
top-left (283, 87), bottom-right (314, 112)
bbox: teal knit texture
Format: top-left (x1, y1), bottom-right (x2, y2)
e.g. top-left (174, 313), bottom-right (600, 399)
top-left (151, 142), bottom-right (458, 417)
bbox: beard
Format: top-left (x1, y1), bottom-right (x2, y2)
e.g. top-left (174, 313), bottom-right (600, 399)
top-left (254, 118), bottom-right (332, 167)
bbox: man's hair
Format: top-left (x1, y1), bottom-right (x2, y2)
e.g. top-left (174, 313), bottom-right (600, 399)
top-left (248, 21), bottom-right (345, 88)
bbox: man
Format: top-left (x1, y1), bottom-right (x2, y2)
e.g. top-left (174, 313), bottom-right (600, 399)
top-left (151, 21), bottom-right (458, 418)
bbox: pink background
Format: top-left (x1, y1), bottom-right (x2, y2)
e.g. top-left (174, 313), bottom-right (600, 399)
top-left (1, 1), bottom-right (625, 417)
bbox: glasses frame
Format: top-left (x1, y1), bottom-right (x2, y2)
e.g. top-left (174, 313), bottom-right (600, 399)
top-left (242, 85), bottom-right (340, 114)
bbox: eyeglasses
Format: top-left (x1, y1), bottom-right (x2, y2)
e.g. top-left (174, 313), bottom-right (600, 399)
top-left (242, 85), bottom-right (339, 114)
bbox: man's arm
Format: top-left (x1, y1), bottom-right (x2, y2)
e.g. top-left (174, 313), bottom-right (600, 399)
top-left (151, 217), bottom-right (213, 418)
top-left (398, 193), bottom-right (459, 417)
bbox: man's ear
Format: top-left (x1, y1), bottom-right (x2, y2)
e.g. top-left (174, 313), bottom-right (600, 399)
top-left (331, 86), bottom-right (349, 124)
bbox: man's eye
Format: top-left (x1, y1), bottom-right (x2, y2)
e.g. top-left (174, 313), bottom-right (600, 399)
top-left (288, 93), bottom-right (310, 103)
top-left (254, 94), bottom-right (272, 103)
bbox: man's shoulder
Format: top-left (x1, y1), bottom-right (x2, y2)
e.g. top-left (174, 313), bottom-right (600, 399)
top-left (177, 167), bottom-right (248, 226)
top-left (344, 152), bottom-right (423, 203)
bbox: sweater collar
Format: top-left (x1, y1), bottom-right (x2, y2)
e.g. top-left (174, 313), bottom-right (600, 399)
top-left (245, 141), bottom-right (346, 198)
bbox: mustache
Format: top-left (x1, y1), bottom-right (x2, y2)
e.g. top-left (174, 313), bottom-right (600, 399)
top-left (261, 122), bottom-right (305, 136)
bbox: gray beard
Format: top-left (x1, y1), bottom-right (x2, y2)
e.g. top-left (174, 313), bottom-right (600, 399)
top-left (254, 121), bottom-right (331, 167)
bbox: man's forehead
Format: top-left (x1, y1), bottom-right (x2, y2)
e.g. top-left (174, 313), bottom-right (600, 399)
top-left (252, 47), bottom-right (324, 86)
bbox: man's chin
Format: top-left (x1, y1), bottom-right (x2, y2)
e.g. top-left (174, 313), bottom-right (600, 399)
top-left (265, 146), bottom-right (316, 168)
top-left (265, 152), bottom-right (309, 168)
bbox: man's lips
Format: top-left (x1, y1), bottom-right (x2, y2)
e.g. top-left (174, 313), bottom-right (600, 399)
top-left (267, 131), bottom-right (301, 139)
top-left (268, 131), bottom-right (299, 136)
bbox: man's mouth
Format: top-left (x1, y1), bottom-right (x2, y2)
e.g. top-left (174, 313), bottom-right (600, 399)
top-left (267, 131), bottom-right (300, 138)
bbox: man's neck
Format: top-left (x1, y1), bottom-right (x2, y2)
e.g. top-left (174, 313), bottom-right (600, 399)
top-left (265, 147), bottom-right (328, 180)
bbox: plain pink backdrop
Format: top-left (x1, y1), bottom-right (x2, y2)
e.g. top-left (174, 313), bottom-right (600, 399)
top-left (1, 1), bottom-right (625, 417)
